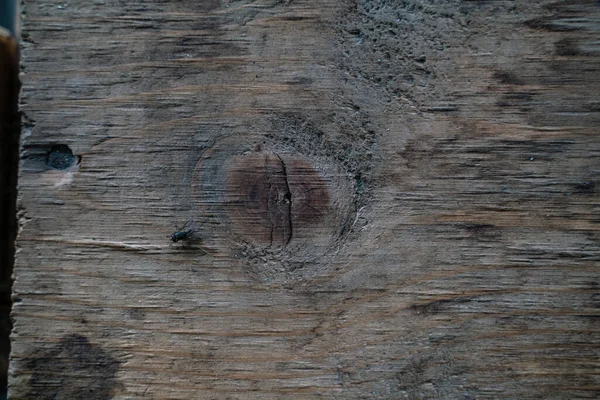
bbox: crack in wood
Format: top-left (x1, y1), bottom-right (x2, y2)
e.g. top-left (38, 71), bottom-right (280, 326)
top-left (275, 153), bottom-right (293, 246)
top-left (265, 154), bottom-right (274, 247)
top-left (223, 150), bottom-right (333, 248)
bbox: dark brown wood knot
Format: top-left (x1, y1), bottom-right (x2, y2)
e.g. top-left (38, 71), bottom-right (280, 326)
top-left (226, 151), bottom-right (330, 246)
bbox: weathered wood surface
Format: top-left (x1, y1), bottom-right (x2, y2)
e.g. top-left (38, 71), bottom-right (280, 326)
top-left (11, 0), bottom-right (600, 398)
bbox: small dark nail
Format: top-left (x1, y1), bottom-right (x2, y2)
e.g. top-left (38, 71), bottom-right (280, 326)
top-left (47, 144), bottom-right (76, 170)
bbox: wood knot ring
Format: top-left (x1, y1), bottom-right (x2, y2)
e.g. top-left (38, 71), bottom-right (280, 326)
top-left (226, 151), bottom-right (330, 246)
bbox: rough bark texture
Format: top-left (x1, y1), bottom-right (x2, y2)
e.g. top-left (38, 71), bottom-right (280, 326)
top-left (11, 0), bottom-right (600, 399)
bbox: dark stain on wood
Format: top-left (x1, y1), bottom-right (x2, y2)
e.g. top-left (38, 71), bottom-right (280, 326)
top-left (463, 223), bottom-right (502, 241)
top-left (25, 334), bottom-right (120, 400)
top-left (496, 92), bottom-right (537, 109)
top-left (410, 297), bottom-right (473, 316)
top-left (571, 180), bottom-right (596, 194)
top-left (525, 16), bottom-right (583, 32)
top-left (555, 37), bottom-right (583, 56)
top-left (493, 70), bottom-right (526, 86)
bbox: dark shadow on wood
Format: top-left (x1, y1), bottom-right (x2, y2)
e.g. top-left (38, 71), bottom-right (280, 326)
top-left (0, 28), bottom-right (19, 400)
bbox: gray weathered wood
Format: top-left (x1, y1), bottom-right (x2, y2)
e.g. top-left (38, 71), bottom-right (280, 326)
top-left (11, 0), bottom-right (600, 398)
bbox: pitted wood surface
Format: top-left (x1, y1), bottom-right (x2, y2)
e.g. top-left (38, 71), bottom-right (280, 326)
top-left (11, 0), bottom-right (600, 399)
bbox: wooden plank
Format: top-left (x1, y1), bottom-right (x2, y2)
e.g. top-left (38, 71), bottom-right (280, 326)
top-left (10, 0), bottom-right (600, 398)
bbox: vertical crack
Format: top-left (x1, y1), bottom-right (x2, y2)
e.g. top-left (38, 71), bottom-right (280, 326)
top-left (275, 153), bottom-right (293, 245)
top-left (265, 154), bottom-right (274, 246)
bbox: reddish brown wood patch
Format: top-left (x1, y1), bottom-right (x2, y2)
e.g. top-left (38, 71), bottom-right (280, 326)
top-left (226, 151), bottom-right (330, 247)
